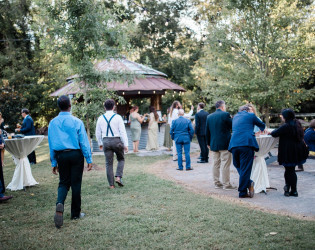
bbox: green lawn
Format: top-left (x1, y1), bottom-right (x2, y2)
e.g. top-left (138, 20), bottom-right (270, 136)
top-left (1, 139), bottom-right (315, 249)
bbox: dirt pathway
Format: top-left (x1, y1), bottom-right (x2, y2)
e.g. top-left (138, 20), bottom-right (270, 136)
top-left (147, 152), bottom-right (315, 221)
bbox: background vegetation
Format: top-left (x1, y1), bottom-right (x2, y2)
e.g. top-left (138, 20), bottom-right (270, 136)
top-left (0, 0), bottom-right (314, 132)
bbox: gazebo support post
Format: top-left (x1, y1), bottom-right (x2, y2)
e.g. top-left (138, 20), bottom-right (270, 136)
top-left (150, 94), bottom-right (162, 111)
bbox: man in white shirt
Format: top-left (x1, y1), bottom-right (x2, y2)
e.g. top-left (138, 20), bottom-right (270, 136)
top-left (96, 99), bottom-right (128, 189)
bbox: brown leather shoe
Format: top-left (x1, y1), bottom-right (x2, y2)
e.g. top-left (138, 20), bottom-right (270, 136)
top-left (0, 195), bottom-right (13, 201)
top-left (248, 182), bottom-right (255, 198)
top-left (239, 194), bottom-right (251, 198)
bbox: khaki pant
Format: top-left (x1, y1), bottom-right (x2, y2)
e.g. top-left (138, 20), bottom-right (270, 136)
top-left (211, 150), bottom-right (232, 187)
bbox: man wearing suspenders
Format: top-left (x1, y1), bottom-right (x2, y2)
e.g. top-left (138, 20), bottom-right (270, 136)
top-left (96, 99), bottom-right (128, 189)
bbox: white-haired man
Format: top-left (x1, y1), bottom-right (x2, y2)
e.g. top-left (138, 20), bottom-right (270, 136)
top-left (170, 109), bottom-right (194, 170)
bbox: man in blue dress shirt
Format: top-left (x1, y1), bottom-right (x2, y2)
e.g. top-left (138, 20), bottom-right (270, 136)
top-left (16, 108), bottom-right (37, 164)
top-left (228, 105), bottom-right (265, 198)
top-left (48, 95), bottom-right (93, 228)
top-left (170, 109), bottom-right (195, 170)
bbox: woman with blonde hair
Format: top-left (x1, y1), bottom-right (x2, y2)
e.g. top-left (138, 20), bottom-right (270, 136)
top-left (146, 106), bottom-right (159, 151)
top-left (246, 103), bottom-right (264, 134)
top-left (163, 108), bottom-right (172, 150)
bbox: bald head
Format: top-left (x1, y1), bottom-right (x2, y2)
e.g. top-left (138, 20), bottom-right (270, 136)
top-left (178, 109), bottom-right (184, 116)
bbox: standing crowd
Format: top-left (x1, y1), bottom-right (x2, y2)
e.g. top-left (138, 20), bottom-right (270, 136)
top-left (1, 95), bottom-right (313, 229)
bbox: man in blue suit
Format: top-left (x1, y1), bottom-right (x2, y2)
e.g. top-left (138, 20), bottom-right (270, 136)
top-left (228, 105), bottom-right (265, 198)
top-left (16, 108), bottom-right (37, 164)
top-left (170, 109), bottom-right (194, 171)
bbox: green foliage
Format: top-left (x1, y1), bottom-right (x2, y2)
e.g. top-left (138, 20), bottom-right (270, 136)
top-left (195, 0), bottom-right (315, 122)
top-left (45, 0), bottom-right (134, 139)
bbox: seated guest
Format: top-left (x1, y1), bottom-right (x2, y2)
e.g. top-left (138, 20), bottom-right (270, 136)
top-left (270, 109), bottom-right (308, 197)
top-left (228, 105), bottom-right (265, 198)
top-left (170, 109), bottom-right (194, 171)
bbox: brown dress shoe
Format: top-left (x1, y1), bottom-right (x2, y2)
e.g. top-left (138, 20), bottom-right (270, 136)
top-left (239, 194), bottom-right (251, 198)
top-left (0, 195), bottom-right (13, 201)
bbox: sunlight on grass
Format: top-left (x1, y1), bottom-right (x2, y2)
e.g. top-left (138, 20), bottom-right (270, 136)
top-left (1, 139), bottom-right (315, 249)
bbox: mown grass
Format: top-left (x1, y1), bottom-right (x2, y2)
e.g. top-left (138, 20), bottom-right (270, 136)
top-left (1, 139), bottom-right (315, 249)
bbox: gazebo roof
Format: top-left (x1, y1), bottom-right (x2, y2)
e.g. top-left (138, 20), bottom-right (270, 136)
top-left (50, 58), bottom-right (185, 96)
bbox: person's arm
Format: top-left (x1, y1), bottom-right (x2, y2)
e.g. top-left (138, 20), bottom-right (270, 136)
top-left (20, 118), bottom-right (32, 134)
top-left (95, 117), bottom-right (103, 149)
top-left (78, 120), bottom-right (93, 164)
top-left (253, 115), bottom-right (265, 131)
top-left (195, 114), bottom-right (200, 135)
top-left (226, 113), bottom-right (232, 130)
top-left (205, 117), bottom-right (211, 147)
top-left (188, 121), bottom-right (194, 141)
top-left (48, 123), bottom-right (57, 168)
top-left (136, 114), bottom-right (145, 124)
top-left (184, 105), bottom-right (194, 118)
top-left (118, 116), bottom-right (129, 151)
top-left (270, 124), bottom-right (287, 138)
top-left (170, 120), bottom-right (175, 140)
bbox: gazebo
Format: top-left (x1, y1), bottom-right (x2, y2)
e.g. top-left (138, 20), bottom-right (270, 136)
top-left (50, 58), bottom-right (186, 116)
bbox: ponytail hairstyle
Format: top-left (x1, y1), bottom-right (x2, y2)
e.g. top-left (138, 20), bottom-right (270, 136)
top-left (150, 106), bottom-right (159, 121)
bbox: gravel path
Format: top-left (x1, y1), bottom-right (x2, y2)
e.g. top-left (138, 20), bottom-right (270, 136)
top-left (146, 143), bottom-right (315, 220)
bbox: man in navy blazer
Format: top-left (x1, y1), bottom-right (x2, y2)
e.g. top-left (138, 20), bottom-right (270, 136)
top-left (206, 100), bottom-right (235, 190)
top-left (170, 109), bottom-right (194, 170)
top-left (228, 105), bottom-right (265, 198)
top-left (195, 103), bottom-right (209, 163)
top-left (17, 108), bottom-right (37, 164)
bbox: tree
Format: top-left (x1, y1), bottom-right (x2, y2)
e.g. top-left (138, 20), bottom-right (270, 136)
top-left (45, 0), bottom-right (133, 142)
top-left (195, 0), bottom-right (315, 125)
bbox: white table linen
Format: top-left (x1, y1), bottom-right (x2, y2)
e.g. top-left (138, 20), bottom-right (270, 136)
top-left (250, 135), bottom-right (279, 193)
top-left (5, 135), bottom-right (44, 191)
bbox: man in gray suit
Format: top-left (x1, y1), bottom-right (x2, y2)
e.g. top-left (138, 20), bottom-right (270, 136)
top-left (206, 100), bottom-right (236, 190)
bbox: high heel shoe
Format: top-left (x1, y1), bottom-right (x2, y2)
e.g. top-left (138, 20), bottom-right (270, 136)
top-left (283, 185), bottom-right (290, 197)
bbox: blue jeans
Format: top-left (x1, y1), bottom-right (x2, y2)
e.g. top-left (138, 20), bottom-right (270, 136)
top-left (176, 142), bottom-right (191, 169)
top-left (231, 146), bottom-right (254, 197)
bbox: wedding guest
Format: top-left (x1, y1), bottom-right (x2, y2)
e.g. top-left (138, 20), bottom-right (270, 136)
top-left (170, 109), bottom-right (194, 171)
top-left (96, 99), bottom-right (128, 189)
top-left (228, 105), bottom-right (265, 198)
top-left (129, 106), bottom-right (146, 152)
top-left (304, 119), bottom-right (315, 155)
top-left (206, 100), bottom-right (235, 190)
top-left (0, 130), bottom-right (6, 194)
top-left (16, 109), bottom-right (37, 164)
top-left (0, 113), bottom-right (4, 167)
top-left (146, 106), bottom-right (159, 151)
top-left (270, 109), bottom-right (309, 197)
top-left (169, 101), bottom-right (194, 161)
top-left (195, 103), bottom-right (209, 163)
top-left (0, 134), bottom-right (12, 201)
top-left (246, 103), bottom-right (264, 135)
top-left (48, 95), bottom-right (93, 228)
top-left (163, 108), bottom-right (172, 151)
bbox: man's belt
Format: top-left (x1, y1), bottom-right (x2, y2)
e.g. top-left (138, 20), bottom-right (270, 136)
top-left (54, 149), bottom-right (80, 153)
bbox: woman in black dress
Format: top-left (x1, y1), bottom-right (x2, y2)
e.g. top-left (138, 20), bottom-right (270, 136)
top-left (270, 109), bottom-right (307, 197)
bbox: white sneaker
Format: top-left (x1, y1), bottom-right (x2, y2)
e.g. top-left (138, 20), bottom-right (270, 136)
top-left (214, 184), bottom-right (223, 189)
